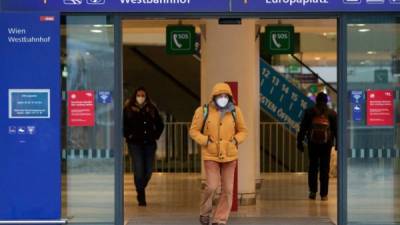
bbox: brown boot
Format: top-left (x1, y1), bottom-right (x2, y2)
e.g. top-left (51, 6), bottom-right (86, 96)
top-left (199, 216), bottom-right (209, 225)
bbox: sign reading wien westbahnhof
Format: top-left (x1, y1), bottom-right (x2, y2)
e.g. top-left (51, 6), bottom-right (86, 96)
top-left (0, 12), bottom-right (61, 220)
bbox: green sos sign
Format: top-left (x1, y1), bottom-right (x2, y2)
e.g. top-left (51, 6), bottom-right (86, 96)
top-left (265, 25), bottom-right (294, 55)
top-left (166, 25), bottom-right (196, 55)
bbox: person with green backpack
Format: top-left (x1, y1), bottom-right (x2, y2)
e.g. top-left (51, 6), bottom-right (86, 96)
top-left (189, 83), bottom-right (248, 225)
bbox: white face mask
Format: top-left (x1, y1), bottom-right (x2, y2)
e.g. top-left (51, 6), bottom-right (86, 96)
top-left (216, 96), bottom-right (229, 108)
top-left (136, 96), bottom-right (146, 105)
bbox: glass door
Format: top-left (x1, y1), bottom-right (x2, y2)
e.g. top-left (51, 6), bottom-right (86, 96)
top-left (345, 16), bottom-right (400, 225)
top-left (61, 15), bottom-right (117, 224)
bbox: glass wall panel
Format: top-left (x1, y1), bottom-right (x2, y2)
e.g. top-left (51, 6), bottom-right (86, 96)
top-left (61, 16), bottom-right (115, 224)
top-left (346, 16), bottom-right (400, 225)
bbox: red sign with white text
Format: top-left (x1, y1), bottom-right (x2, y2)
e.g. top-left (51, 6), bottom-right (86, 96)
top-left (366, 90), bottom-right (394, 126)
top-left (68, 91), bottom-right (95, 127)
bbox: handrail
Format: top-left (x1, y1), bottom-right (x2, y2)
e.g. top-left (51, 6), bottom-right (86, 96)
top-left (290, 54), bottom-right (337, 94)
top-left (130, 47), bottom-right (200, 101)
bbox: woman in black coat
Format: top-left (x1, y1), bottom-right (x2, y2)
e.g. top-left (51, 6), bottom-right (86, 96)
top-left (123, 87), bottom-right (164, 206)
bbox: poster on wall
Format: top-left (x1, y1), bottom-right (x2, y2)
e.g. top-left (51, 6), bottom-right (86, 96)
top-left (8, 89), bottom-right (50, 119)
top-left (68, 90), bottom-right (95, 127)
top-left (366, 90), bottom-right (394, 126)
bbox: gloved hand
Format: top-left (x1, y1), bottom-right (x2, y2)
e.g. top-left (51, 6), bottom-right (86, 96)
top-left (297, 141), bottom-right (304, 152)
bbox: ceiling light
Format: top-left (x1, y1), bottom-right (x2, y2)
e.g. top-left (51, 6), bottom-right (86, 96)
top-left (358, 28), bottom-right (371, 33)
top-left (356, 24), bottom-right (366, 27)
top-left (314, 57), bottom-right (321, 61)
top-left (367, 51), bottom-right (377, 55)
top-left (90, 29), bottom-right (103, 33)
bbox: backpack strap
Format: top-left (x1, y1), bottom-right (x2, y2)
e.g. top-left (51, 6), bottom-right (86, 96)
top-left (231, 106), bottom-right (237, 128)
top-left (200, 104), bottom-right (209, 134)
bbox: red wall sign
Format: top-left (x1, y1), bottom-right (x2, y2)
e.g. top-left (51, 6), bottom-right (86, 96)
top-left (225, 81), bottom-right (238, 212)
top-left (68, 91), bottom-right (95, 127)
top-left (225, 81), bottom-right (238, 105)
top-left (366, 90), bottom-right (394, 126)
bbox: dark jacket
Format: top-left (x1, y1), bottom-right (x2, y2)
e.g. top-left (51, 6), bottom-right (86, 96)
top-left (123, 102), bottom-right (164, 145)
top-left (297, 104), bottom-right (337, 147)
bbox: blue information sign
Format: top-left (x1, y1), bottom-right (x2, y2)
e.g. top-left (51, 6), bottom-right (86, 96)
top-left (2, 0), bottom-right (229, 12)
top-left (9, 89), bottom-right (50, 118)
top-left (260, 59), bottom-right (314, 133)
top-left (0, 13), bottom-right (61, 220)
top-left (97, 90), bottom-right (112, 104)
top-left (351, 90), bottom-right (364, 122)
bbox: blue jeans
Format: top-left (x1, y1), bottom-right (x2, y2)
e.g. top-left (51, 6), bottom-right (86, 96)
top-left (128, 142), bottom-right (157, 191)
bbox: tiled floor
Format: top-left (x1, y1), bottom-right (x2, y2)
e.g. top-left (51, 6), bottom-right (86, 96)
top-left (124, 173), bottom-right (337, 225)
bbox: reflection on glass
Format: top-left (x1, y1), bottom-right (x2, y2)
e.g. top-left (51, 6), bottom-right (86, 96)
top-left (346, 17), bottom-right (400, 225)
top-left (61, 16), bottom-right (115, 224)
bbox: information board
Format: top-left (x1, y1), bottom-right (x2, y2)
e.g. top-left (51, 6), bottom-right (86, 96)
top-left (260, 59), bottom-right (314, 133)
top-left (366, 90), bottom-right (394, 126)
top-left (0, 12), bottom-right (61, 220)
top-left (68, 90), bottom-right (95, 127)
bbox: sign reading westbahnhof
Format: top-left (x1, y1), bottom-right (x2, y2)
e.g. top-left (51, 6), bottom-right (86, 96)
top-left (2, 0), bottom-right (400, 12)
top-left (0, 12), bottom-right (61, 220)
top-left (1, 0), bottom-right (229, 12)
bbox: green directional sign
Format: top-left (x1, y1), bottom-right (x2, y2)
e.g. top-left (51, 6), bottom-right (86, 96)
top-left (310, 84), bottom-right (318, 94)
top-left (265, 25), bottom-right (294, 55)
top-left (166, 25), bottom-right (196, 55)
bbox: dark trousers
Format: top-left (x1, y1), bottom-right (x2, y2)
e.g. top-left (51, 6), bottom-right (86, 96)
top-left (128, 142), bottom-right (157, 191)
top-left (308, 143), bottom-right (332, 197)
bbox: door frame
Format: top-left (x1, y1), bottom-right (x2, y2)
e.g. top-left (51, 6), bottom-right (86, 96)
top-left (113, 12), bottom-right (399, 225)
top-left (114, 14), bottom-right (343, 225)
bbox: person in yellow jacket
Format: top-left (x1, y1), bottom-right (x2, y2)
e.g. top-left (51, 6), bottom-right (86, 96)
top-left (190, 83), bottom-right (248, 225)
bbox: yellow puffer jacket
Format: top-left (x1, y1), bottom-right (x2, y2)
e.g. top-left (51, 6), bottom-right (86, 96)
top-left (189, 83), bottom-right (248, 163)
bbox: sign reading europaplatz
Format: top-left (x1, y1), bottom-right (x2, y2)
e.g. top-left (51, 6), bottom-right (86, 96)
top-left (8, 89), bottom-right (50, 119)
top-left (233, 0), bottom-right (400, 12)
top-left (265, 25), bottom-right (294, 55)
top-left (166, 25), bottom-right (195, 55)
top-left (2, 0), bottom-right (229, 12)
top-left (2, 0), bottom-right (400, 12)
